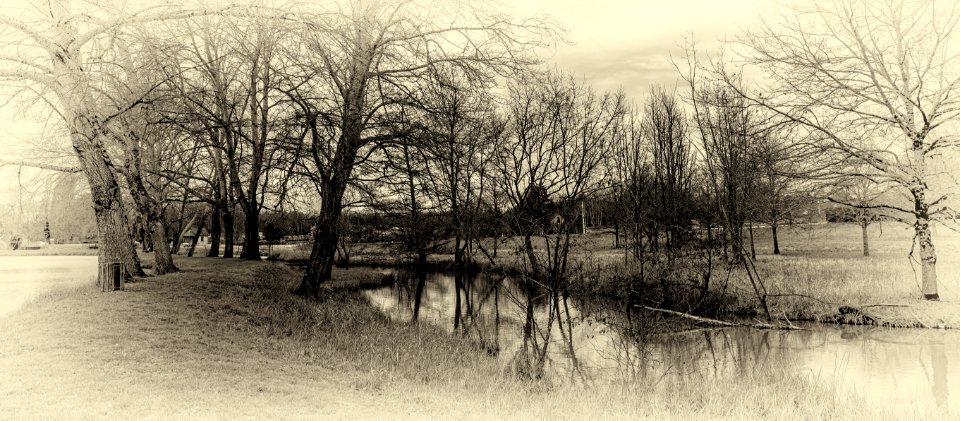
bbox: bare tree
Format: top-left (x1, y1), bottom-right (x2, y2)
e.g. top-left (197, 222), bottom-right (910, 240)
top-left (153, 14), bottom-right (252, 259)
top-left (104, 36), bottom-right (181, 274)
top-left (493, 71), bottom-right (624, 377)
top-left (827, 172), bottom-right (896, 257)
top-left (0, 1), bottom-right (211, 278)
top-left (680, 44), bottom-right (772, 318)
top-left (643, 85), bottom-right (694, 252)
top-left (229, 12), bottom-right (290, 261)
top-left (284, 0), bottom-right (555, 297)
top-left (417, 68), bottom-right (501, 269)
top-left (689, 81), bottom-right (757, 263)
top-left (607, 109), bottom-right (653, 261)
top-left (736, 0), bottom-right (960, 300)
top-left (749, 125), bottom-right (819, 256)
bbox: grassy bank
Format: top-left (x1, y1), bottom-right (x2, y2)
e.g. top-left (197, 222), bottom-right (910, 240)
top-left (0, 256), bottom-right (949, 420)
top-left (724, 223), bottom-right (960, 327)
top-left (283, 222), bottom-right (960, 328)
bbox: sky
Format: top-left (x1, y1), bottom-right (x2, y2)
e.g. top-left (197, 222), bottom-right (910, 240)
top-left (506, 0), bottom-right (767, 99)
top-left (0, 0), bottom-right (768, 217)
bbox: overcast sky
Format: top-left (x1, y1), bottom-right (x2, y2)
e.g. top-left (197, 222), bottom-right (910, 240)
top-left (0, 0), bottom-right (767, 204)
top-left (507, 0), bottom-right (766, 98)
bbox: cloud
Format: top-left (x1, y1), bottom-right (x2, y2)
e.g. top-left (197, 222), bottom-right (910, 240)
top-left (511, 0), bottom-right (767, 100)
top-left (549, 43), bottom-right (683, 99)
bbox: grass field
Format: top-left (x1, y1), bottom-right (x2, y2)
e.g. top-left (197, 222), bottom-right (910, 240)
top-left (0, 254), bottom-right (952, 420)
top-left (728, 223), bottom-right (960, 326)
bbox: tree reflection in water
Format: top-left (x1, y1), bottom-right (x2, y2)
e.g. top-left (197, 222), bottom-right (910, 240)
top-left (365, 270), bottom-right (959, 412)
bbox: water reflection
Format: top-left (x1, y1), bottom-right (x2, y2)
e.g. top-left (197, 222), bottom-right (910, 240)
top-left (0, 256), bottom-right (98, 317)
top-left (365, 270), bottom-right (959, 413)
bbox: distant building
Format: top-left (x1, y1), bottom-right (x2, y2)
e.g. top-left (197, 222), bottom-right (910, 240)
top-left (181, 228), bottom-right (210, 246)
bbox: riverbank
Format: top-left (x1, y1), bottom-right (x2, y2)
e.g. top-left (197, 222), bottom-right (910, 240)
top-left (275, 222), bottom-right (960, 329)
top-left (0, 243), bottom-right (100, 256)
top-left (0, 256), bottom-right (948, 420)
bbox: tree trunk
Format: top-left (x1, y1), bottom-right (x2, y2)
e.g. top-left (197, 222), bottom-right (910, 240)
top-left (523, 234), bottom-right (540, 279)
top-left (772, 223), bottom-right (781, 255)
top-left (236, 47), bottom-right (269, 262)
top-left (186, 216), bottom-right (205, 257)
top-left (295, 108), bottom-right (363, 297)
top-left (454, 233), bottom-right (463, 268)
top-left (208, 206), bottom-right (222, 257)
top-left (454, 271), bottom-right (463, 333)
top-left (748, 221), bottom-right (756, 259)
top-left (914, 187), bottom-right (939, 300)
top-left (296, 168), bottom-right (352, 297)
top-left (124, 163), bottom-right (177, 275)
top-left (170, 221), bottom-right (183, 254)
top-left (860, 221), bottom-right (869, 257)
top-left (46, 1), bottom-right (143, 283)
top-left (412, 249), bottom-right (427, 321)
top-left (240, 204), bottom-right (262, 260)
top-left (614, 219), bottom-right (620, 248)
top-left (223, 204), bottom-right (235, 258)
top-left (297, 211), bottom-right (339, 297)
top-left (75, 137), bottom-right (145, 280)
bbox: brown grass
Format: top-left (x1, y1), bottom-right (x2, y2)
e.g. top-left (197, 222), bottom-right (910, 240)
top-left (0, 255), bottom-right (951, 419)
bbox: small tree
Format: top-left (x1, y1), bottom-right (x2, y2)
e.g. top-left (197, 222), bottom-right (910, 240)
top-left (828, 174), bottom-right (895, 257)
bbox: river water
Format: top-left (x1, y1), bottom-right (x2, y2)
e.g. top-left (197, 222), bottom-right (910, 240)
top-left (366, 271), bottom-right (959, 414)
top-left (0, 256), bottom-right (98, 317)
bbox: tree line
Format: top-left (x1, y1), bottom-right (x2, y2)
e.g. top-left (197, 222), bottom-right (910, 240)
top-left (1, 0), bottom-right (957, 301)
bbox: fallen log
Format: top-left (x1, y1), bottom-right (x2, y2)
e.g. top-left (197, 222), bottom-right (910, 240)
top-left (636, 305), bottom-right (805, 330)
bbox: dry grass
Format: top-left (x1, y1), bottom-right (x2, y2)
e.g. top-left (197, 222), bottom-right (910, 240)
top-left (0, 255), bottom-right (952, 420)
top-left (526, 223), bottom-right (960, 327)
top-left (272, 222), bottom-right (960, 326)
top-left (727, 224), bottom-right (960, 326)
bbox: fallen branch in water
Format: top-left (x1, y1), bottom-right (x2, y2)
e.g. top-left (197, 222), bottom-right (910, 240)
top-left (636, 305), bottom-right (805, 330)
top-left (861, 304), bottom-right (910, 309)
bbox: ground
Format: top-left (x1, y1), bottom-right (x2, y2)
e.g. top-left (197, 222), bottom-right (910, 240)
top-left (3, 223), bottom-right (959, 419)
top-left (0, 259), bottom-right (490, 420)
top-left (0, 253), bottom-right (953, 420)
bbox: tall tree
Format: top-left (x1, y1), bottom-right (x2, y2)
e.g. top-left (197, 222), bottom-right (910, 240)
top-left (493, 70), bottom-right (624, 377)
top-left (0, 1), bottom-right (213, 278)
top-left (418, 68), bottom-right (500, 269)
top-left (287, 0), bottom-right (554, 297)
top-left (643, 85), bottom-right (694, 251)
top-left (737, 0), bottom-right (960, 300)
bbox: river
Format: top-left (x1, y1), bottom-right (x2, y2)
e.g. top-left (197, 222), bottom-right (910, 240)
top-left (366, 270), bottom-right (959, 414)
top-left (0, 256), bottom-right (98, 317)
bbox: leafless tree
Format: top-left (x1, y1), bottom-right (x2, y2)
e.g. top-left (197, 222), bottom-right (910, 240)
top-left (0, 0), bottom-right (280, 280)
top-left (827, 171), bottom-right (897, 257)
top-left (283, 0), bottom-right (556, 297)
top-left (736, 0), bottom-right (960, 300)
top-left (417, 68), bottom-right (501, 269)
top-left (748, 124), bottom-right (820, 256)
top-left (493, 71), bottom-right (625, 376)
top-left (607, 108), bottom-right (652, 260)
top-left (680, 45), bottom-right (772, 318)
top-left (0, 1), bottom-right (212, 278)
top-left (642, 85), bottom-right (694, 252)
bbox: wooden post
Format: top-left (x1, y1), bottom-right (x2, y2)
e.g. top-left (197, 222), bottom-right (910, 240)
top-left (100, 262), bottom-right (124, 292)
